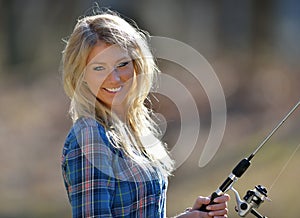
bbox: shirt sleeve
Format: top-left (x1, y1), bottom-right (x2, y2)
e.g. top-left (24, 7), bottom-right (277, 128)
top-left (63, 125), bottom-right (116, 218)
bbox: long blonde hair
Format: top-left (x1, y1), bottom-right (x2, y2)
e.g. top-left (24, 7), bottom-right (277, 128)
top-left (62, 10), bottom-right (174, 176)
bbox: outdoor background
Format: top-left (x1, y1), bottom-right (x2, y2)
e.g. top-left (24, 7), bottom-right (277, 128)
top-left (1, 0), bottom-right (300, 217)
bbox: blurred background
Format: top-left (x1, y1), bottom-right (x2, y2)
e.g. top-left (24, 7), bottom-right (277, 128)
top-left (1, 0), bottom-right (299, 217)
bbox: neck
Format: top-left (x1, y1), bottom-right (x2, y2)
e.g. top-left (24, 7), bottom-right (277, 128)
top-left (110, 104), bottom-right (128, 123)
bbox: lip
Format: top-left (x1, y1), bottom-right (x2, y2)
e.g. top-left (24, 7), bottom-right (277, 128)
top-left (103, 86), bottom-right (122, 93)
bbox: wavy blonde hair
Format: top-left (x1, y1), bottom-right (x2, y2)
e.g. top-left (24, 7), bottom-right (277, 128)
top-left (62, 10), bottom-right (174, 176)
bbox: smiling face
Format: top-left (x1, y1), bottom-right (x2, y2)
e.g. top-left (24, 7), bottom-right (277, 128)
top-left (84, 41), bottom-right (135, 111)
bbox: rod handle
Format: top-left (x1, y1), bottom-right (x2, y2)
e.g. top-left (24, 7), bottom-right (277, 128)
top-left (198, 192), bottom-right (220, 212)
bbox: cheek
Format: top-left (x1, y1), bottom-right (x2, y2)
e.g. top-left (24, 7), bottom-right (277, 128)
top-left (84, 73), bottom-right (106, 95)
top-left (121, 65), bottom-right (135, 83)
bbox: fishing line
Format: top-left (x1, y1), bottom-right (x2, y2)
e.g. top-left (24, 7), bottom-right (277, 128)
top-left (268, 142), bottom-right (300, 192)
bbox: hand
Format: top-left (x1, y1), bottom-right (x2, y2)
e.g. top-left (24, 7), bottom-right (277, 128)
top-left (176, 194), bottom-right (230, 218)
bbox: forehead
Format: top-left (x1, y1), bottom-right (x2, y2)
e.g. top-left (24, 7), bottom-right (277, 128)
top-left (86, 41), bottom-right (130, 65)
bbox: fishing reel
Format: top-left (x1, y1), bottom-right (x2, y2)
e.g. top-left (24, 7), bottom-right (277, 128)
top-left (230, 185), bottom-right (270, 218)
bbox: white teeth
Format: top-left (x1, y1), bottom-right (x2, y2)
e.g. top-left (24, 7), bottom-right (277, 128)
top-left (105, 87), bottom-right (122, 92)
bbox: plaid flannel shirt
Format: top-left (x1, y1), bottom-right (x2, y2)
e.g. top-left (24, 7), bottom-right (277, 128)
top-left (61, 117), bottom-right (168, 218)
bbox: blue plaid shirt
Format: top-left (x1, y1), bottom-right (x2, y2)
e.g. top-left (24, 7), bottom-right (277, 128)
top-left (61, 117), bottom-right (168, 218)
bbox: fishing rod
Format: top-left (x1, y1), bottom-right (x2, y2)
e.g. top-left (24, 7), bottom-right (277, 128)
top-left (199, 100), bottom-right (300, 217)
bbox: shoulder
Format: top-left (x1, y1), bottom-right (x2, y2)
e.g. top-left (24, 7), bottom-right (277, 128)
top-left (73, 116), bottom-right (102, 132)
top-left (62, 117), bottom-right (110, 156)
top-left (70, 117), bottom-right (107, 140)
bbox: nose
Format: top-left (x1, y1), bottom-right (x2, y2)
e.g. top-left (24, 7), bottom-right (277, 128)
top-left (107, 68), bottom-right (121, 82)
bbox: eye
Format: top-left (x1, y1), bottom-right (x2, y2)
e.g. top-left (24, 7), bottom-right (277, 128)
top-left (117, 61), bottom-right (130, 68)
top-left (93, 66), bottom-right (105, 71)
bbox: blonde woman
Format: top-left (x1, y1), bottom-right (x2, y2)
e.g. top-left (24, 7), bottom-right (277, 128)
top-left (61, 10), bottom-right (229, 218)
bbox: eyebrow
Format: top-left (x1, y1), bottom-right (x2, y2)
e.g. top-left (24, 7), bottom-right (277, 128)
top-left (88, 57), bottom-right (131, 66)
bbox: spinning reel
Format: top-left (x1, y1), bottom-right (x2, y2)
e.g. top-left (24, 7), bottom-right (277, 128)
top-left (231, 185), bottom-right (270, 218)
top-left (199, 100), bottom-right (300, 217)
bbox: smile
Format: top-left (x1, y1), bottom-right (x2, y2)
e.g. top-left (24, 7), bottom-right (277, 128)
top-left (104, 86), bottom-right (122, 93)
